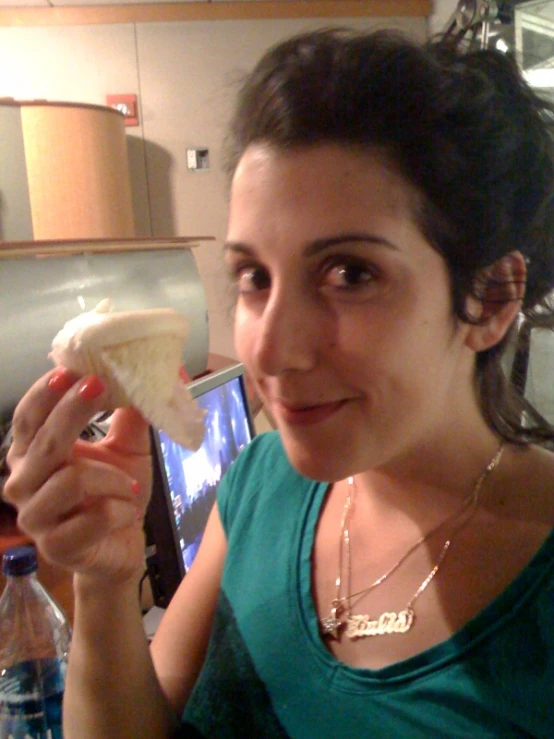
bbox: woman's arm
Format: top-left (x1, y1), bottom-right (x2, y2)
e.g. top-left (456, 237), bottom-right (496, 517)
top-left (4, 368), bottom-right (226, 737)
top-left (151, 504), bottom-right (227, 714)
top-left (64, 573), bottom-right (179, 738)
top-left (63, 501), bottom-right (226, 738)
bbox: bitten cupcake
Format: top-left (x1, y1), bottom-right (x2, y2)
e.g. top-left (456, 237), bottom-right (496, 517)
top-left (49, 299), bottom-right (205, 450)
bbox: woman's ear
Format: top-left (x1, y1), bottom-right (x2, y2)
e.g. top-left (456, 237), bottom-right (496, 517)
top-left (465, 251), bottom-right (526, 352)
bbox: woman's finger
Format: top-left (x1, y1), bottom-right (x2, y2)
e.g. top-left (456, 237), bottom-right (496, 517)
top-left (5, 374), bottom-right (108, 504)
top-left (74, 409), bottom-right (152, 509)
top-left (35, 497), bottom-right (142, 572)
top-left (101, 407), bottom-right (151, 457)
top-left (15, 458), bottom-right (140, 534)
top-left (8, 367), bottom-right (79, 459)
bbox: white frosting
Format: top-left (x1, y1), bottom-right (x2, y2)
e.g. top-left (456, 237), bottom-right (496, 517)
top-left (50, 299), bottom-right (189, 354)
top-left (48, 299), bottom-right (205, 450)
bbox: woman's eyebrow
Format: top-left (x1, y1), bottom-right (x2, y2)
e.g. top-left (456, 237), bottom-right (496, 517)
top-left (223, 234), bottom-right (399, 257)
top-left (304, 233), bottom-right (400, 256)
top-left (223, 241), bottom-right (253, 256)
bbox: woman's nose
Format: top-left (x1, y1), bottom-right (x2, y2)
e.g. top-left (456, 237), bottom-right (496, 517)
top-left (254, 289), bottom-right (322, 377)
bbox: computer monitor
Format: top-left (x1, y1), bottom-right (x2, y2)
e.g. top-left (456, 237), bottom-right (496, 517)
top-left (144, 363), bottom-right (256, 607)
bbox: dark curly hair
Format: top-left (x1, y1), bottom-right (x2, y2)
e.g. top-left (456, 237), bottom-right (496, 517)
top-left (223, 28), bottom-right (554, 444)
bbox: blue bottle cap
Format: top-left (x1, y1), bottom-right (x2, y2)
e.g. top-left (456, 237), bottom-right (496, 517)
top-left (2, 545), bottom-right (38, 576)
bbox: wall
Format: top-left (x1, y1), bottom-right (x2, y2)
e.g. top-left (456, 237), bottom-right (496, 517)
top-left (0, 104), bottom-right (33, 240)
top-left (0, 13), bottom-right (427, 359)
top-left (429, 0), bottom-right (458, 36)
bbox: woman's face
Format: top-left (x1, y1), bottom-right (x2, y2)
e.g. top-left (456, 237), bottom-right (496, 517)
top-left (225, 144), bottom-right (477, 481)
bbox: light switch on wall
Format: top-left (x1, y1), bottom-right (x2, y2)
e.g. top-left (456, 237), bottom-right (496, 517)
top-left (187, 147), bottom-right (210, 171)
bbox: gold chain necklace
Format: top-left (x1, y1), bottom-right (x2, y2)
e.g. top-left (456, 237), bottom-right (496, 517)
top-left (320, 443), bottom-right (505, 640)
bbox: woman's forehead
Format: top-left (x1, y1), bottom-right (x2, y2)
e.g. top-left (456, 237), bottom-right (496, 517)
top-left (233, 141), bottom-right (402, 180)
top-left (225, 144), bottom-right (445, 278)
top-left (230, 143), bottom-right (424, 230)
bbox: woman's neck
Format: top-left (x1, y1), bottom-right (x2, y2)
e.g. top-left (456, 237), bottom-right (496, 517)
top-left (349, 426), bottom-right (504, 527)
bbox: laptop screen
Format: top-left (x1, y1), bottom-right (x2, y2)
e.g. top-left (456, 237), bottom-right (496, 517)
top-left (145, 363), bottom-right (256, 606)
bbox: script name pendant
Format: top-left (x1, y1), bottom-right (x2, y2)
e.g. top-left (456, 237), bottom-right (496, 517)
top-left (346, 608), bottom-right (414, 639)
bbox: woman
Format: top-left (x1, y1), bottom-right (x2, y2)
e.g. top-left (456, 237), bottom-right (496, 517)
top-left (4, 29), bottom-right (554, 737)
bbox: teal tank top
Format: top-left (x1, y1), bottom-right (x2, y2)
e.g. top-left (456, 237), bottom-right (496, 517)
top-left (183, 432), bottom-right (554, 737)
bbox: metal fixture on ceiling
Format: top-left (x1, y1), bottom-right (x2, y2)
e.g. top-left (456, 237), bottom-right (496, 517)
top-left (443, 1), bottom-right (554, 80)
top-left (444, 0), bottom-right (517, 48)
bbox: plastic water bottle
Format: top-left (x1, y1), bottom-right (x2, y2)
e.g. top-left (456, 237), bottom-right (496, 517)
top-left (0, 545), bottom-right (71, 739)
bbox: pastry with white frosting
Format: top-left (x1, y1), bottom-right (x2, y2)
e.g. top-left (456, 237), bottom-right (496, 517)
top-left (50, 299), bottom-right (205, 450)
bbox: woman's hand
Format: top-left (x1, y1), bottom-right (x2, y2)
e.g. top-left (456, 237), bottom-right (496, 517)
top-left (3, 367), bottom-right (152, 584)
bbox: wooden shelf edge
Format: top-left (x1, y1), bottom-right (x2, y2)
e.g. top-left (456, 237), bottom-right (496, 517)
top-left (0, 236), bottom-right (216, 259)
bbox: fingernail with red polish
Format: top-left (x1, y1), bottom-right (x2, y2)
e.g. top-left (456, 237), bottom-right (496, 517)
top-left (48, 367), bottom-right (75, 393)
top-left (131, 480), bottom-right (140, 497)
top-left (77, 375), bottom-right (105, 401)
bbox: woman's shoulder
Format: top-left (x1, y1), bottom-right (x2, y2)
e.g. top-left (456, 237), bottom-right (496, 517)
top-left (482, 443), bottom-right (554, 592)
top-left (226, 430), bottom-right (291, 480)
top-left (504, 443), bottom-right (554, 524)
top-left (216, 431), bottom-right (316, 533)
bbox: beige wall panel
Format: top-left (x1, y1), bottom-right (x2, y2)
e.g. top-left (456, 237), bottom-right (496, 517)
top-left (0, 25), bottom-right (138, 103)
top-left (429, 0), bottom-right (458, 35)
top-left (20, 103), bottom-right (135, 239)
top-left (0, 105), bottom-right (33, 241)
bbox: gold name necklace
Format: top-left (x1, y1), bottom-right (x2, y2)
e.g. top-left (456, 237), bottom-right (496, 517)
top-left (320, 443), bottom-right (505, 640)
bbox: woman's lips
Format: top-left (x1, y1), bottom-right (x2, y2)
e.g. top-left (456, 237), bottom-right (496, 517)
top-left (277, 399), bottom-right (347, 426)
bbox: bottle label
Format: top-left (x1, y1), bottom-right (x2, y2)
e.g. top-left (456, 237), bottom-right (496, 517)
top-left (0, 658), bottom-right (66, 739)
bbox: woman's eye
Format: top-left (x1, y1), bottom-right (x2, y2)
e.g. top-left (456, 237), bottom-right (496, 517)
top-left (235, 265), bottom-right (271, 294)
top-left (323, 260), bottom-right (377, 290)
